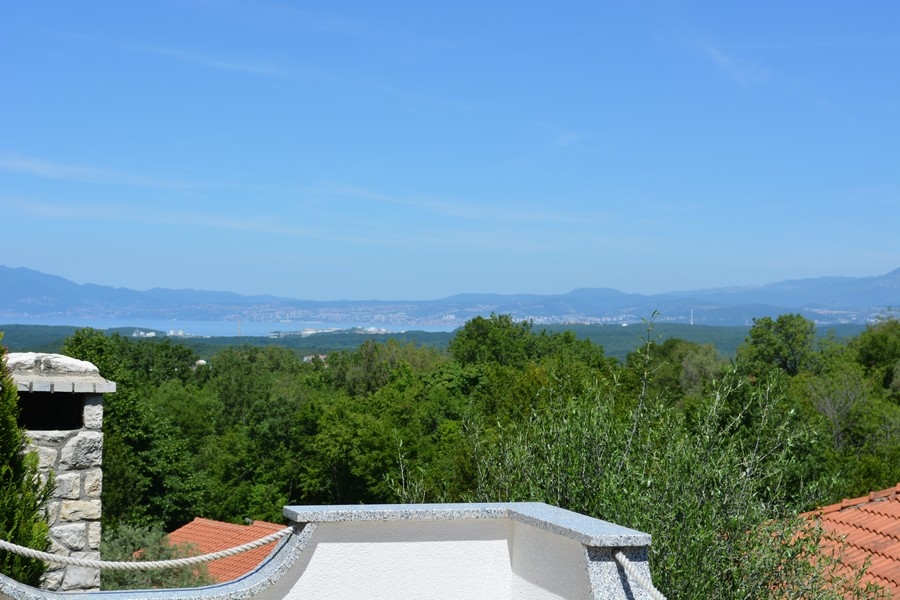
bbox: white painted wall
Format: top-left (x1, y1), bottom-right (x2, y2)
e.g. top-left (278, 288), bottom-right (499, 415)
top-left (275, 517), bottom-right (606, 600)
top-left (509, 519), bottom-right (592, 600)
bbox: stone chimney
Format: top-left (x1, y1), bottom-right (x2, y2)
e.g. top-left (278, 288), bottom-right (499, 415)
top-left (6, 352), bottom-right (116, 592)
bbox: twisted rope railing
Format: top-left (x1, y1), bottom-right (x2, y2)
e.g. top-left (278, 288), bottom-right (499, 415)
top-left (0, 526), bottom-right (294, 570)
top-left (614, 550), bottom-right (666, 600)
top-left (3, 526), bottom-right (663, 598)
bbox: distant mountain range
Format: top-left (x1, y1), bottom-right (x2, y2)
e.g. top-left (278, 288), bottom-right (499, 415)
top-left (2, 265), bottom-right (899, 329)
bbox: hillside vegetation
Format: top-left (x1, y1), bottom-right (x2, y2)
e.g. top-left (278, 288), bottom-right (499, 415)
top-left (6, 314), bottom-right (898, 597)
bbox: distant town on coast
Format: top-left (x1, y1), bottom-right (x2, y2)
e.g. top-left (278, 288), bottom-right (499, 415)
top-left (2, 265), bottom-right (899, 337)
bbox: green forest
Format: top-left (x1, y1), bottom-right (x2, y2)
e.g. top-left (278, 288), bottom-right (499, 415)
top-left (5, 313), bottom-right (900, 597)
top-left (0, 321), bottom-right (867, 362)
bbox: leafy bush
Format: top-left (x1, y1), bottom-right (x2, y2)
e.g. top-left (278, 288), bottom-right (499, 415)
top-left (468, 336), bottom-right (884, 598)
top-left (100, 522), bottom-right (213, 590)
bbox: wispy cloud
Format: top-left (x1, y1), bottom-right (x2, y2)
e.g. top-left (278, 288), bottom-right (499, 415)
top-left (238, 2), bottom-right (373, 37)
top-left (6, 188), bottom-right (605, 257)
top-left (15, 197), bottom-right (304, 235)
top-left (0, 153), bottom-right (196, 190)
top-left (306, 181), bottom-right (610, 226)
top-left (131, 43), bottom-right (474, 111)
top-left (190, 0), bottom-right (373, 38)
top-left (52, 30), bottom-right (296, 80)
top-left (554, 131), bottom-right (590, 148)
top-left (704, 45), bottom-right (770, 87)
top-left (711, 37), bottom-right (900, 51)
top-left (537, 123), bottom-right (592, 150)
top-left (6, 196), bottom-right (417, 248)
top-left (306, 181), bottom-right (477, 218)
top-left (59, 27), bottom-right (472, 112)
top-left (649, 200), bottom-right (703, 215)
top-left (206, 1), bottom-right (461, 50)
top-left (136, 45), bottom-right (293, 78)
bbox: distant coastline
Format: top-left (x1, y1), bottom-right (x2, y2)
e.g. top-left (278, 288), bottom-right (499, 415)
top-left (2, 317), bottom-right (456, 338)
top-left (3, 265), bottom-right (898, 329)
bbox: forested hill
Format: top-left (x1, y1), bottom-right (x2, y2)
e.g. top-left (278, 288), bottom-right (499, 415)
top-left (0, 321), bottom-right (867, 361)
top-left (2, 265), bottom-right (899, 327)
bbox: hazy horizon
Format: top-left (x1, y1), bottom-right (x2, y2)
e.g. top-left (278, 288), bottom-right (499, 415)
top-left (5, 263), bottom-right (898, 303)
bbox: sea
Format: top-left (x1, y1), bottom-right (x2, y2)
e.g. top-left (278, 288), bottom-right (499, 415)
top-left (5, 317), bottom-right (456, 338)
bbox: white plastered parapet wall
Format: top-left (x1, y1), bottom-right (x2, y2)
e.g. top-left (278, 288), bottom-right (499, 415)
top-left (0, 503), bottom-right (657, 600)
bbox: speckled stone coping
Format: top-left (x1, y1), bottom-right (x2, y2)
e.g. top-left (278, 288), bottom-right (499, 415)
top-left (283, 502), bottom-right (651, 547)
top-left (7, 353), bottom-right (117, 394)
top-left (0, 503), bottom-right (653, 600)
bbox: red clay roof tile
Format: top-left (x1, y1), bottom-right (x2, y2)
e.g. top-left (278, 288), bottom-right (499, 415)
top-left (806, 483), bottom-right (900, 598)
top-left (167, 517), bottom-right (285, 583)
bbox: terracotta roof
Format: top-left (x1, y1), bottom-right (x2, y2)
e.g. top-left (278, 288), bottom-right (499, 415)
top-left (167, 517), bottom-right (285, 583)
top-left (807, 483), bottom-right (900, 597)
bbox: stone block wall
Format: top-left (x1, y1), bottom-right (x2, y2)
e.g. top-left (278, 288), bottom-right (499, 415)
top-left (28, 397), bottom-right (104, 591)
top-left (7, 353), bottom-right (115, 593)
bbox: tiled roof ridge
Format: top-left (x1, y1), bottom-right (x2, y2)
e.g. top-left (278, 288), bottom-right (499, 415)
top-left (814, 483), bottom-right (900, 515)
top-left (185, 516), bottom-right (284, 532)
top-left (822, 516), bottom-right (900, 537)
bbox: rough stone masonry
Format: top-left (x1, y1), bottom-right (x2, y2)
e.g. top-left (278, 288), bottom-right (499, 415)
top-left (6, 352), bottom-right (116, 593)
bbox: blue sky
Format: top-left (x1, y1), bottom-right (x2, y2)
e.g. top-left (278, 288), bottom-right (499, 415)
top-left (2, 1), bottom-right (898, 300)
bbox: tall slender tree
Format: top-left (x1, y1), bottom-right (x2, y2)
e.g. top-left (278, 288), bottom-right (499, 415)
top-left (0, 335), bottom-right (52, 585)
